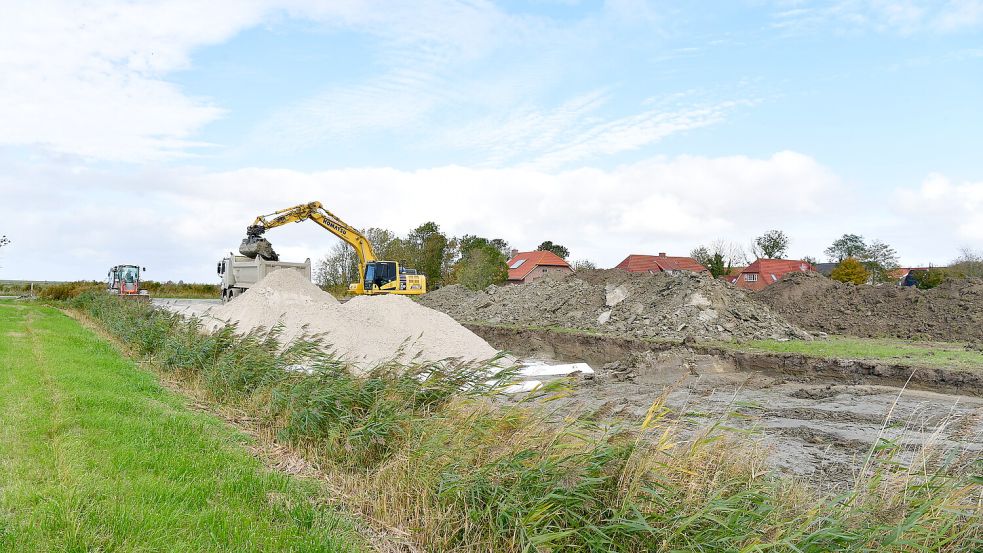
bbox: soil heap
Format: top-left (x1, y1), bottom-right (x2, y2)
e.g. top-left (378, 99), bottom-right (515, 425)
top-left (755, 271), bottom-right (983, 342)
top-left (203, 269), bottom-right (500, 372)
top-left (421, 269), bottom-right (808, 342)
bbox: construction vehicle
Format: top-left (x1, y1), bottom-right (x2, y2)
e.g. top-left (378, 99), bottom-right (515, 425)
top-left (107, 264), bottom-right (150, 301)
top-left (217, 254), bottom-right (311, 301)
top-left (238, 201), bottom-right (427, 295)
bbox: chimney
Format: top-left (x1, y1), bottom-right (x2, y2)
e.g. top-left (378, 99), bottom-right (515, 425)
top-left (658, 252), bottom-right (666, 257)
top-left (510, 248), bottom-right (519, 259)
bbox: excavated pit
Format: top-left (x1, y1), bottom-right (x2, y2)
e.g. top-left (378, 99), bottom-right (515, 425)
top-left (466, 323), bottom-right (983, 490)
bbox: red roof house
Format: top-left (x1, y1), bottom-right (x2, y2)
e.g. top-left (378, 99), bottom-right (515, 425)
top-left (507, 250), bottom-right (573, 284)
top-left (734, 259), bottom-right (815, 291)
top-left (615, 253), bottom-right (708, 274)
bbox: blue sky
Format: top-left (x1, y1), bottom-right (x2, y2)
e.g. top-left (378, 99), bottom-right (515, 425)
top-left (1, 0), bottom-right (982, 281)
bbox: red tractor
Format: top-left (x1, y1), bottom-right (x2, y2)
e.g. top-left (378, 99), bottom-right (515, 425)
top-left (107, 264), bottom-right (150, 301)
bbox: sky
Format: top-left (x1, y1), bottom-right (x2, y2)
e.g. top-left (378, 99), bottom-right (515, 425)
top-left (1, 0), bottom-right (982, 282)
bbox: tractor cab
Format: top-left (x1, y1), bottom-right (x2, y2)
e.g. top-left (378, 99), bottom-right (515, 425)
top-left (108, 264), bottom-right (149, 299)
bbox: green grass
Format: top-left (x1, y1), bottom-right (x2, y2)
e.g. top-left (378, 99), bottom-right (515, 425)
top-left (731, 336), bottom-right (983, 370)
top-left (0, 300), bottom-right (366, 552)
top-left (63, 292), bottom-right (983, 552)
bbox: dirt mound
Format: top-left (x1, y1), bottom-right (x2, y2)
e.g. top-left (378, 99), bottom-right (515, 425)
top-left (755, 272), bottom-right (983, 342)
top-left (421, 270), bottom-right (808, 342)
top-left (204, 269), bottom-right (500, 372)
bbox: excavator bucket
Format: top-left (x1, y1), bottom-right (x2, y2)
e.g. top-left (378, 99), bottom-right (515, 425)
top-left (239, 226), bottom-right (279, 260)
top-left (239, 236), bottom-right (279, 261)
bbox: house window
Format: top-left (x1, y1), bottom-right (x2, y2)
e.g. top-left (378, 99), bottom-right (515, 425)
top-left (745, 273), bottom-right (758, 282)
top-left (510, 259), bottom-right (526, 270)
top-left (771, 274), bottom-right (778, 281)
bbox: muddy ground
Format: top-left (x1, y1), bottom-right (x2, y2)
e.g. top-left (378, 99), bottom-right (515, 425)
top-left (471, 325), bottom-right (983, 491)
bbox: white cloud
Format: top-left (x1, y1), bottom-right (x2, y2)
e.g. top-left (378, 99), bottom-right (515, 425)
top-left (0, 0), bottom-right (280, 161)
top-left (0, 0), bottom-right (533, 162)
top-left (771, 0), bottom-right (983, 34)
top-left (896, 173), bottom-right (983, 241)
top-left (433, 91), bottom-right (751, 169)
top-left (0, 151), bottom-right (843, 282)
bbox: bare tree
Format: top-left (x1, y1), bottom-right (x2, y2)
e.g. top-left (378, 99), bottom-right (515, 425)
top-left (951, 247), bottom-right (983, 278)
top-left (570, 259), bottom-right (597, 271)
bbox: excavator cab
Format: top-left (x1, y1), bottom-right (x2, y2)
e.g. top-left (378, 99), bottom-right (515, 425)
top-left (355, 261), bottom-right (427, 295)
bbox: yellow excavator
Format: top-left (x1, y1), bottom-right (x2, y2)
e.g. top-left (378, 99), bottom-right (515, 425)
top-left (238, 201), bottom-right (427, 295)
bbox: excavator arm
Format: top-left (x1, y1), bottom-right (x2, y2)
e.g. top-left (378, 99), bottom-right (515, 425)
top-left (241, 201), bottom-right (377, 264)
top-left (237, 201), bottom-right (426, 295)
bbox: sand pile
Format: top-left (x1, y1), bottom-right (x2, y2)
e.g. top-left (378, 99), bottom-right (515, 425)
top-left (203, 269), bottom-right (500, 371)
top-left (755, 271), bottom-right (983, 342)
top-left (421, 269), bottom-right (808, 342)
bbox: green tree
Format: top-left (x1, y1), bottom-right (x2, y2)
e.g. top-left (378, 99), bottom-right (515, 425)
top-left (454, 243), bottom-right (508, 290)
top-left (364, 227), bottom-right (396, 259)
top-left (830, 257), bottom-right (869, 285)
top-left (407, 222), bottom-right (449, 287)
top-left (313, 242), bottom-right (359, 289)
top-left (825, 234), bottom-right (867, 261)
top-left (536, 240), bottom-right (570, 259)
top-left (824, 234), bottom-right (899, 283)
top-left (863, 239), bottom-right (900, 283)
top-left (690, 246), bottom-right (712, 268)
top-left (706, 253), bottom-right (730, 279)
top-left (753, 230), bottom-right (790, 259)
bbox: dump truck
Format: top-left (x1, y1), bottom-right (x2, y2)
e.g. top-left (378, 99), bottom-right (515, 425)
top-left (238, 201), bottom-right (426, 295)
top-left (107, 264), bottom-right (150, 301)
top-left (217, 254), bottom-right (311, 301)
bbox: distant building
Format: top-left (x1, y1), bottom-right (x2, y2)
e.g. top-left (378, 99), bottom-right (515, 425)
top-left (615, 253), bottom-right (708, 274)
top-left (723, 266), bottom-right (745, 284)
top-left (734, 259), bottom-right (815, 291)
top-left (506, 250), bottom-right (573, 284)
top-left (815, 262), bottom-right (838, 276)
top-left (891, 267), bottom-right (934, 286)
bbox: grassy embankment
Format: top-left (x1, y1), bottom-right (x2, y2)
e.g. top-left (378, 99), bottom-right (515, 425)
top-left (0, 300), bottom-right (366, 552)
top-left (466, 321), bottom-right (983, 371)
top-left (52, 292), bottom-right (983, 551)
top-left (731, 336), bottom-right (983, 371)
top-left (0, 280), bottom-right (219, 299)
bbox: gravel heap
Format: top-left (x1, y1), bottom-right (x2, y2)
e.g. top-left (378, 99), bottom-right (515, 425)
top-left (421, 269), bottom-right (808, 342)
top-left (754, 271), bottom-right (983, 342)
top-left (203, 269), bottom-right (500, 372)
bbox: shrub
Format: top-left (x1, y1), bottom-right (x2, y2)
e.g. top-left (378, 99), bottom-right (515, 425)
top-left (908, 268), bottom-right (947, 289)
top-left (830, 257), bottom-right (869, 285)
top-left (37, 281), bottom-right (103, 300)
top-left (140, 280), bottom-right (219, 299)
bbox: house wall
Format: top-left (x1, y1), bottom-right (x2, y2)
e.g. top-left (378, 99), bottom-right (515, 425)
top-left (734, 272), bottom-right (767, 291)
top-left (511, 265), bottom-right (573, 284)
